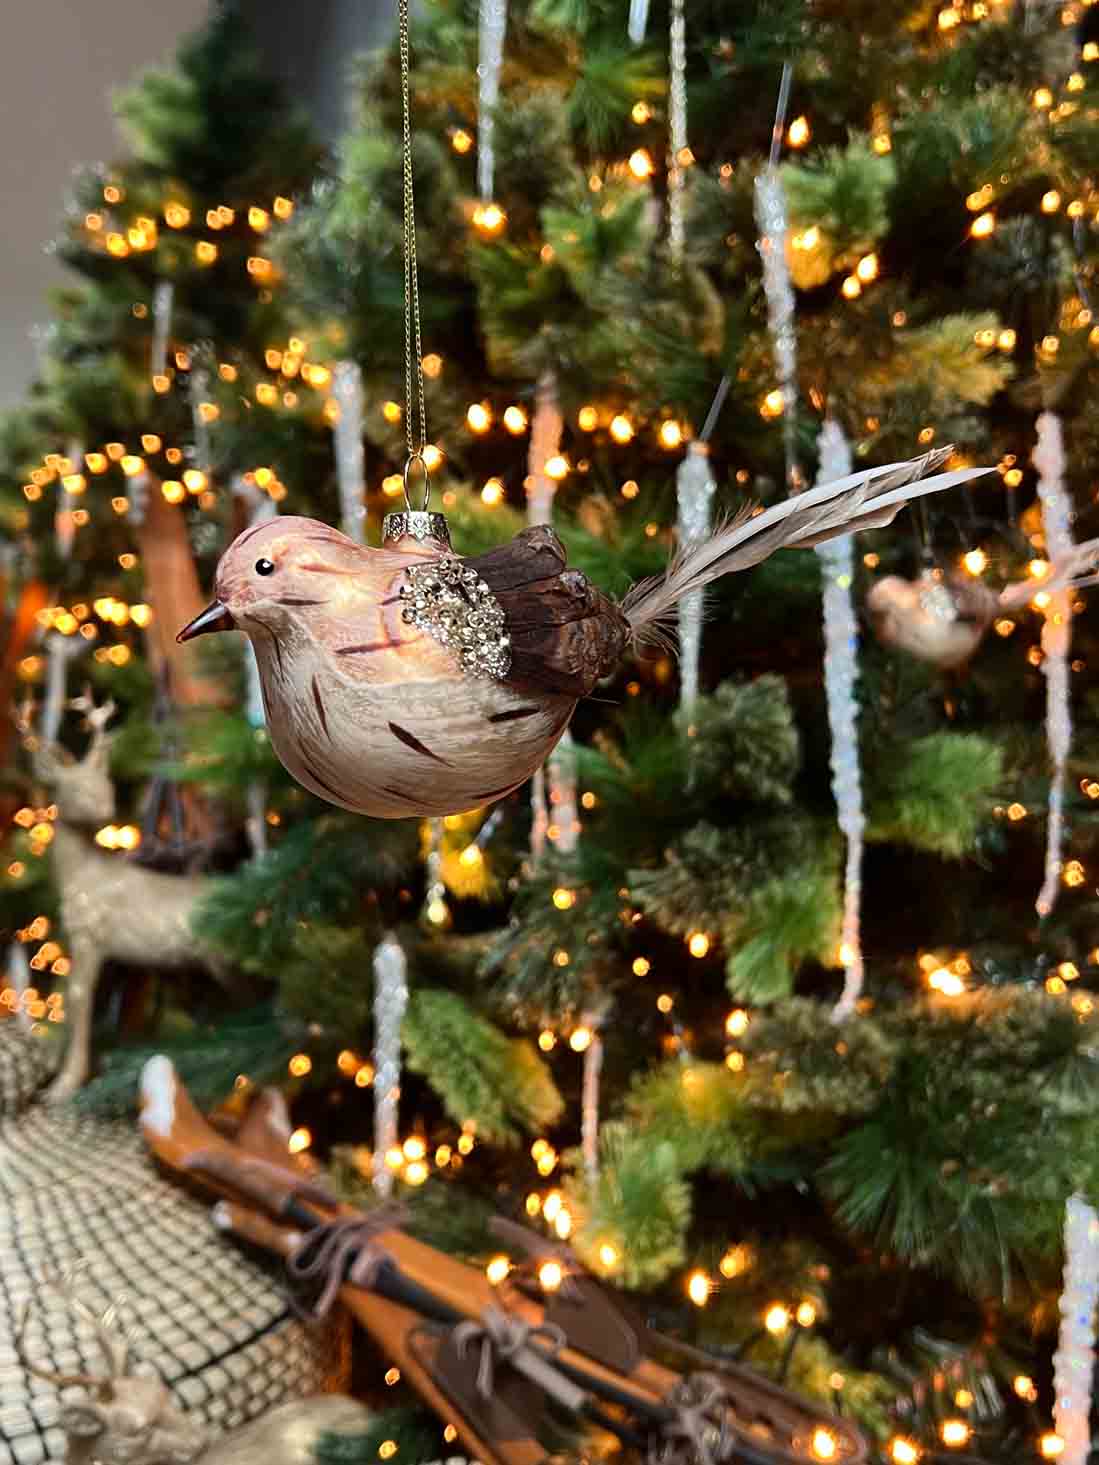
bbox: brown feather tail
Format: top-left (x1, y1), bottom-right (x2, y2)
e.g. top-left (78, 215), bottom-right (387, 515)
top-left (621, 448), bottom-right (990, 649)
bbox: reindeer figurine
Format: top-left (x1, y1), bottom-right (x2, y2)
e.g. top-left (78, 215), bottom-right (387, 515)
top-left (16, 1275), bottom-right (207, 1465)
top-left (20, 691), bottom-right (226, 1101)
top-left (16, 1273), bottom-right (370, 1465)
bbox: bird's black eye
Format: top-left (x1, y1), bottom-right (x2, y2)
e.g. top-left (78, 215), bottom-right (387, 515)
top-left (255, 558), bottom-right (275, 576)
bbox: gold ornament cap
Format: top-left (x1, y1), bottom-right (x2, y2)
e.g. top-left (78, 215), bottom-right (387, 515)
top-left (382, 509), bottom-right (452, 548)
top-left (384, 454), bottom-right (451, 549)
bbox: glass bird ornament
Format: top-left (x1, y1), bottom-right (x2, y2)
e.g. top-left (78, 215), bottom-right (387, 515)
top-left (178, 451), bottom-right (983, 819)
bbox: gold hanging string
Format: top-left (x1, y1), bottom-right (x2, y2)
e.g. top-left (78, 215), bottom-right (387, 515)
top-left (399, 0), bottom-right (429, 512)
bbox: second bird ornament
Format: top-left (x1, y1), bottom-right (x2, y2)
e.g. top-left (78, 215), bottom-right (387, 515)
top-left (179, 450), bottom-right (983, 819)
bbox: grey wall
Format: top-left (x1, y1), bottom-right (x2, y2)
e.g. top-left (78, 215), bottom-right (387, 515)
top-left (0, 0), bottom-right (210, 409)
top-left (0, 0), bottom-right (391, 411)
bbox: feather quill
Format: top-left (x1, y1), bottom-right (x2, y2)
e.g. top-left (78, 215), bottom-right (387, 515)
top-left (622, 448), bottom-right (989, 648)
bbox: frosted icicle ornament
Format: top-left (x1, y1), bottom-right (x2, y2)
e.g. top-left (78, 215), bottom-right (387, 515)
top-left (676, 442), bottom-right (717, 714)
top-left (1034, 411), bottom-right (1075, 918)
top-left (524, 372), bottom-right (579, 858)
top-left (814, 423), bottom-right (865, 1022)
top-left (666, 0), bottom-right (688, 263)
top-left (332, 360), bottom-right (366, 544)
top-left (1052, 1194), bottom-right (1099, 1465)
top-left (152, 280), bottom-right (174, 379)
top-left (627, 0), bottom-right (649, 44)
top-left (477, 0), bottom-right (508, 203)
top-left (754, 168), bottom-right (801, 494)
top-left (372, 933), bottom-right (409, 1197)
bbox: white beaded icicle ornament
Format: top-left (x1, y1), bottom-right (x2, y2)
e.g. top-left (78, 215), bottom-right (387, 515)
top-left (815, 422), bottom-right (866, 1022)
top-left (477, 0), bottom-right (507, 203)
top-left (55, 439), bottom-right (82, 559)
top-left (1033, 411), bottom-right (1075, 917)
top-left (754, 65), bottom-right (801, 496)
top-left (526, 373), bottom-right (579, 858)
top-left (580, 1011), bottom-right (604, 1177)
top-left (332, 360), bottom-right (367, 544)
top-left (667, 0), bottom-right (688, 264)
top-left (152, 280), bottom-right (174, 380)
top-left (676, 443), bottom-right (717, 716)
top-left (1053, 1193), bottom-right (1099, 1465)
top-left (372, 932), bottom-right (409, 1197)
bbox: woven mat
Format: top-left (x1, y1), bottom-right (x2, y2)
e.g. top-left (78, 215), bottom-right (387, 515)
top-left (0, 1026), bottom-right (345, 1465)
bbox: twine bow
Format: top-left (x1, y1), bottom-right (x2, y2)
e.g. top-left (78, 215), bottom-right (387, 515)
top-left (286, 1208), bottom-right (406, 1320)
top-left (650, 1373), bottom-right (736, 1465)
top-left (452, 1307), bottom-right (584, 1411)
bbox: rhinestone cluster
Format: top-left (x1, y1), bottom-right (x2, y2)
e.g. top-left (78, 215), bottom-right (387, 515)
top-left (918, 578), bottom-right (959, 625)
top-left (399, 558), bottom-right (511, 680)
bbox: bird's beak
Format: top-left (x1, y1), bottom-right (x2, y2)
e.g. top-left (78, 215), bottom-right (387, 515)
top-left (176, 601), bottom-right (235, 643)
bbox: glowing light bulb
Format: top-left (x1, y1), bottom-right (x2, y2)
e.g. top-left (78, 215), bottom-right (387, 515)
top-left (288, 1053), bottom-right (313, 1077)
top-left (545, 454), bottom-right (569, 480)
top-left (1013, 1374), bottom-right (1036, 1400)
top-left (796, 1300), bottom-right (818, 1327)
top-left (473, 202), bottom-right (506, 235)
top-left (787, 115), bottom-right (810, 148)
top-left (538, 1029), bottom-right (556, 1051)
top-left (687, 931), bottom-right (710, 958)
top-left (940, 1420), bottom-right (970, 1448)
top-left (687, 1270), bottom-right (712, 1306)
top-left (466, 402), bottom-right (492, 433)
top-left (929, 967), bottom-right (965, 997)
top-left (459, 843), bottom-right (482, 868)
top-left (971, 212), bottom-right (996, 238)
top-left (287, 1127), bottom-right (311, 1154)
top-left (631, 101), bottom-right (651, 124)
top-left (1040, 1436), bottom-right (1064, 1460)
top-left (552, 887), bottom-right (575, 910)
top-left (404, 1159), bottom-right (429, 1186)
top-left (403, 1135), bottom-right (426, 1161)
top-left (569, 1026), bottom-right (593, 1052)
top-left (841, 276), bottom-right (862, 299)
top-left (422, 444), bottom-right (443, 470)
top-left (725, 1009), bottom-right (749, 1037)
top-left (598, 1243), bottom-right (618, 1268)
top-left (1041, 190), bottom-right (1062, 213)
top-left (719, 1245), bottom-right (752, 1278)
top-left (760, 389), bottom-right (785, 419)
top-left (486, 1254), bottom-right (511, 1284)
top-left (481, 477), bottom-right (505, 506)
top-left (610, 414), bottom-right (634, 443)
top-left (811, 1429), bottom-right (837, 1461)
top-left (539, 1260), bottom-right (563, 1291)
top-left (856, 253), bottom-right (879, 283)
top-left (658, 420), bottom-right (683, 449)
top-left (628, 149), bottom-right (655, 179)
top-left (764, 1303), bottom-right (789, 1334)
top-left (451, 128), bottom-right (473, 153)
top-left (889, 1440), bottom-right (921, 1465)
top-left (963, 549), bottom-right (988, 575)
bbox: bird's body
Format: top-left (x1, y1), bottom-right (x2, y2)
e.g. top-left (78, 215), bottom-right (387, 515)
top-left (180, 450), bottom-right (987, 819)
top-left (246, 534), bottom-right (577, 817)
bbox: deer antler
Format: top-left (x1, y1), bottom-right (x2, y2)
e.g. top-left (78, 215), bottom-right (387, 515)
top-left (12, 693), bottom-right (38, 741)
top-left (68, 686), bottom-right (117, 736)
top-left (14, 1299), bottom-right (115, 1399)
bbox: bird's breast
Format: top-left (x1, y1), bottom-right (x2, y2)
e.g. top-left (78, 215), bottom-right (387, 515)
top-left (253, 621), bottom-right (576, 819)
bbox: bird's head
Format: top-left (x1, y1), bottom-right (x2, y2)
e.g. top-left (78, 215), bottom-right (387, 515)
top-left (177, 516), bottom-right (367, 644)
